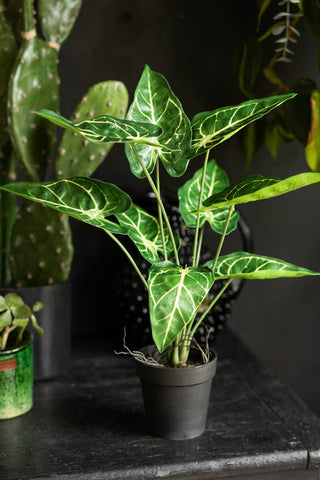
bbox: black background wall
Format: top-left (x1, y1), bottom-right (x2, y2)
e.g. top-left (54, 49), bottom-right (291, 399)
top-left (57, 0), bottom-right (320, 415)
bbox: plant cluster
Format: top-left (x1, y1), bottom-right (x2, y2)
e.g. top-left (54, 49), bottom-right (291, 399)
top-left (0, 292), bottom-right (43, 350)
top-left (2, 65), bottom-right (320, 366)
top-left (233, 0), bottom-right (320, 170)
top-left (0, 0), bottom-right (128, 287)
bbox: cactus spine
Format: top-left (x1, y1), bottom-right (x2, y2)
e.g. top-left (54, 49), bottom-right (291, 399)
top-left (0, 0), bottom-right (129, 287)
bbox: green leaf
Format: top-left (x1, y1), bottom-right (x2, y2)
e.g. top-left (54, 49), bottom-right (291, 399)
top-left (305, 90), bottom-right (320, 172)
top-left (35, 109), bottom-right (162, 146)
top-left (32, 301), bottom-right (44, 313)
top-left (178, 159), bottom-right (239, 235)
top-left (0, 295), bottom-right (7, 311)
top-left (233, 35), bottom-right (262, 98)
top-left (206, 252), bottom-right (320, 279)
top-left (283, 78), bottom-right (317, 146)
top-left (115, 203), bottom-right (179, 263)
top-left (148, 262), bottom-right (214, 352)
top-left (190, 93), bottom-right (296, 159)
top-left (302, 0), bottom-right (320, 41)
top-left (12, 304), bottom-right (32, 319)
top-left (0, 178), bottom-right (131, 235)
top-left (257, 0), bottom-right (272, 31)
top-left (125, 65), bottom-right (192, 178)
top-left (201, 172), bottom-right (320, 210)
top-left (4, 292), bottom-right (24, 308)
top-left (0, 310), bottom-right (11, 328)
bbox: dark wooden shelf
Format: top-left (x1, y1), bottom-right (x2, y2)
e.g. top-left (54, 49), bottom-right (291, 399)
top-left (1, 329), bottom-right (320, 479)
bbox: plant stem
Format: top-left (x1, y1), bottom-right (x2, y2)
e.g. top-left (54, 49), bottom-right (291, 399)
top-left (195, 225), bottom-right (205, 267)
top-left (129, 143), bottom-right (179, 264)
top-left (192, 149), bottom-right (211, 267)
top-left (189, 278), bottom-right (232, 338)
top-left (105, 230), bottom-right (148, 290)
top-left (15, 326), bottom-right (26, 347)
top-left (156, 159), bottom-right (167, 260)
top-left (210, 205), bottom-right (234, 274)
top-left (1, 325), bottom-right (15, 350)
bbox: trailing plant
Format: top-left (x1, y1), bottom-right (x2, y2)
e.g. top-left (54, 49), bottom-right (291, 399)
top-left (0, 0), bottom-right (128, 287)
top-left (1, 65), bottom-right (320, 366)
top-left (0, 292), bottom-right (43, 350)
top-left (233, 0), bottom-right (320, 170)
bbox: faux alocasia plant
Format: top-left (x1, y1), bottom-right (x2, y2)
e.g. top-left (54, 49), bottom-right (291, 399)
top-left (2, 65), bottom-right (320, 366)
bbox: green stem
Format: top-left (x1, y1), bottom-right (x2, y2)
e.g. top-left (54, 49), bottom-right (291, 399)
top-left (106, 230), bottom-right (148, 290)
top-left (192, 149), bottom-right (211, 267)
top-left (195, 225), bottom-right (205, 267)
top-left (15, 326), bottom-right (26, 347)
top-left (156, 159), bottom-right (167, 261)
top-left (211, 205), bottom-right (234, 274)
top-left (1, 325), bottom-right (15, 351)
top-left (130, 143), bottom-right (179, 264)
top-left (189, 278), bottom-right (232, 338)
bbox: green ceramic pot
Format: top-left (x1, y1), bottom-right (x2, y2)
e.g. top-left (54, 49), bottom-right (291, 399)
top-left (0, 331), bottom-right (33, 420)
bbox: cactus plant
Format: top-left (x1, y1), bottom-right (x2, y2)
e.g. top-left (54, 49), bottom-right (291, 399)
top-left (0, 0), bottom-right (129, 287)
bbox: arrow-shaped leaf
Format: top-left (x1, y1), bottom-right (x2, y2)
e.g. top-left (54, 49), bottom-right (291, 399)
top-left (35, 109), bottom-right (162, 146)
top-left (205, 252), bottom-right (320, 279)
top-left (178, 159), bottom-right (239, 235)
top-left (148, 262), bottom-right (214, 352)
top-left (125, 65), bottom-right (192, 178)
top-left (116, 203), bottom-right (179, 263)
top-left (190, 93), bottom-right (295, 158)
top-left (0, 178), bottom-right (131, 235)
top-left (201, 172), bottom-right (320, 210)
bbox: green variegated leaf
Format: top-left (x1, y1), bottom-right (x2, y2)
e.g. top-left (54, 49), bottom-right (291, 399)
top-left (116, 203), bottom-right (179, 263)
top-left (0, 178), bottom-right (131, 234)
top-left (178, 159), bottom-right (239, 235)
top-left (201, 172), bottom-right (320, 210)
top-left (148, 262), bottom-right (214, 352)
top-left (125, 65), bottom-right (192, 178)
top-left (190, 93), bottom-right (296, 158)
top-left (205, 252), bottom-right (320, 279)
top-left (35, 109), bottom-right (162, 146)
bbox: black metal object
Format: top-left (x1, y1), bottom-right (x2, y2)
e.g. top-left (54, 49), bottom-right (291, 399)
top-left (116, 192), bottom-right (253, 349)
top-left (136, 346), bottom-right (218, 440)
top-left (0, 328), bottom-right (319, 479)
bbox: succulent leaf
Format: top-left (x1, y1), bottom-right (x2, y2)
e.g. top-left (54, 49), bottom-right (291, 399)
top-left (38, 0), bottom-right (82, 46)
top-left (8, 37), bottom-right (59, 181)
top-left (55, 81), bottom-right (129, 179)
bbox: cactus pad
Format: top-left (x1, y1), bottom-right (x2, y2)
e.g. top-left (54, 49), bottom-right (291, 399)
top-left (8, 37), bottom-right (59, 181)
top-left (10, 201), bottom-right (74, 287)
top-left (38, 0), bottom-right (82, 47)
top-left (0, 5), bottom-right (18, 149)
top-left (55, 81), bottom-right (128, 179)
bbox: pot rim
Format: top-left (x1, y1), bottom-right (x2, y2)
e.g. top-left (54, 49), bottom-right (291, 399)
top-left (0, 331), bottom-right (33, 356)
top-left (135, 345), bottom-right (218, 386)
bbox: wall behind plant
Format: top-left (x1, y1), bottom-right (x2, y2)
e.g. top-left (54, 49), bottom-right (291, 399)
top-left (58, 0), bottom-right (320, 415)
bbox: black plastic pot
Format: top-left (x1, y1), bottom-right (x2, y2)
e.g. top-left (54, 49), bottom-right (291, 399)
top-left (136, 347), bottom-right (218, 440)
top-left (0, 282), bottom-right (71, 381)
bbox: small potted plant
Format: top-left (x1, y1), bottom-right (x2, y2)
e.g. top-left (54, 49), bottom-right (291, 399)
top-left (0, 292), bottom-right (43, 419)
top-left (1, 65), bottom-right (320, 438)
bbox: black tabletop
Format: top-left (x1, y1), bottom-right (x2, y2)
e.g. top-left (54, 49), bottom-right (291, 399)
top-left (1, 329), bottom-right (320, 480)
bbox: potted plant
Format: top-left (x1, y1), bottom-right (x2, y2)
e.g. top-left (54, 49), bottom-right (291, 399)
top-left (0, 0), bottom-right (128, 379)
top-left (0, 292), bottom-right (43, 419)
top-left (2, 65), bottom-right (320, 439)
